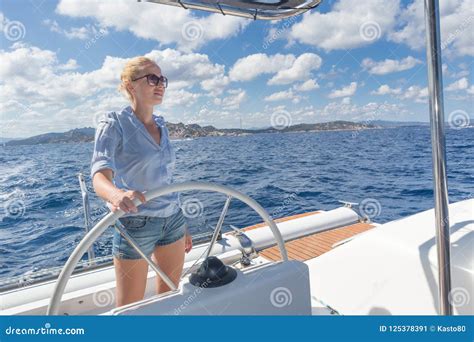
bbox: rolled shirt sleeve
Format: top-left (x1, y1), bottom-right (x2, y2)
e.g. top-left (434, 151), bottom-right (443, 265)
top-left (90, 113), bottom-right (121, 179)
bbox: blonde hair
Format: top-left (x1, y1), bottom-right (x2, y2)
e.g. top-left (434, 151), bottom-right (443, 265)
top-left (118, 56), bottom-right (157, 100)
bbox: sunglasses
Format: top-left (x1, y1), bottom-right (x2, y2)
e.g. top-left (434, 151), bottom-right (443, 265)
top-left (132, 74), bottom-right (168, 88)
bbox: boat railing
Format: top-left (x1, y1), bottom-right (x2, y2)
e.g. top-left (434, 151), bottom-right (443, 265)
top-left (0, 255), bottom-right (114, 293)
top-left (0, 230), bottom-right (221, 293)
top-left (78, 173), bottom-right (96, 265)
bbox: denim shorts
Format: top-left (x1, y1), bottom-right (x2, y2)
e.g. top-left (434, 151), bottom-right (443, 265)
top-left (112, 208), bottom-right (188, 260)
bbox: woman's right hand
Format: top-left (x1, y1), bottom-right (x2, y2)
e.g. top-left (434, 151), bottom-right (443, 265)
top-left (109, 189), bottom-right (146, 213)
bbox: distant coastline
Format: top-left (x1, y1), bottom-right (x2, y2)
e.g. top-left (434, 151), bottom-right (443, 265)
top-left (1, 120), bottom-right (432, 146)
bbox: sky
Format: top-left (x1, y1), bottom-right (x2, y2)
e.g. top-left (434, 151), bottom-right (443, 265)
top-left (0, 0), bottom-right (473, 138)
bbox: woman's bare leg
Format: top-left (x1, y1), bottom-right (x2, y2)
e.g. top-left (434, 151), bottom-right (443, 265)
top-left (152, 236), bottom-right (186, 294)
top-left (113, 257), bottom-right (149, 307)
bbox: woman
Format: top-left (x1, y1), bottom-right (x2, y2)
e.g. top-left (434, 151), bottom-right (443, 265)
top-left (90, 56), bottom-right (192, 307)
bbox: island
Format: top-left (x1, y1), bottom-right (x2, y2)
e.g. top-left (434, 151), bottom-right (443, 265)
top-left (4, 121), bottom-right (379, 146)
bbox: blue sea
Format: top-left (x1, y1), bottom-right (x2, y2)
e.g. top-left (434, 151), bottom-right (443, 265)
top-left (0, 126), bottom-right (473, 279)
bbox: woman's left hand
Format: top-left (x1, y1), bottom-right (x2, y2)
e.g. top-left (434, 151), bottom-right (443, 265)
top-left (184, 232), bottom-right (193, 253)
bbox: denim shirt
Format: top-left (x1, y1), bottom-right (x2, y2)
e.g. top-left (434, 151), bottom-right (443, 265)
top-left (90, 105), bottom-right (180, 217)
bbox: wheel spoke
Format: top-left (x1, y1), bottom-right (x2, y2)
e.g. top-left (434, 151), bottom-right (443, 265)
top-left (204, 195), bottom-right (232, 259)
top-left (114, 221), bottom-right (177, 291)
top-left (180, 195), bottom-right (233, 280)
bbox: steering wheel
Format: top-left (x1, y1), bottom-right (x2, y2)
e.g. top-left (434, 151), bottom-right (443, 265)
top-left (47, 181), bottom-right (288, 315)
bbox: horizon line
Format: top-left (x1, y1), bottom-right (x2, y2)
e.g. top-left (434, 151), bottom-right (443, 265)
top-left (1, 119), bottom-right (457, 140)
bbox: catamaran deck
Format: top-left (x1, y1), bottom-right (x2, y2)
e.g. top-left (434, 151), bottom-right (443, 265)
top-left (244, 211), bottom-right (375, 261)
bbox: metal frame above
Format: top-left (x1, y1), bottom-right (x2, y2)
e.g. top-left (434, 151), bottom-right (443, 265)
top-left (138, 0), bottom-right (322, 20)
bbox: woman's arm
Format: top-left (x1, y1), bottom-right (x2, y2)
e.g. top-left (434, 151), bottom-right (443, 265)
top-left (92, 169), bottom-right (146, 213)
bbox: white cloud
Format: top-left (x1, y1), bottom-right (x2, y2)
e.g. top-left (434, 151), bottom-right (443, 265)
top-left (442, 63), bottom-right (470, 79)
top-left (188, 107), bottom-right (236, 128)
top-left (191, 89), bottom-right (246, 118)
top-left (221, 88), bottom-right (247, 110)
top-left (287, 0), bottom-right (400, 51)
top-left (399, 85), bottom-right (428, 103)
top-left (282, 0), bottom-right (473, 57)
top-left (389, 0), bottom-right (474, 57)
top-left (264, 89), bottom-right (294, 102)
top-left (244, 101), bottom-right (412, 128)
top-left (267, 53), bottom-right (322, 85)
top-left (328, 82), bottom-right (358, 98)
top-left (200, 75), bottom-right (230, 96)
top-left (58, 58), bottom-right (79, 71)
top-left (316, 101), bottom-right (410, 121)
top-left (318, 65), bottom-right (350, 81)
top-left (56, 0), bottom-right (250, 52)
top-left (0, 44), bottom-right (145, 103)
top-left (293, 79), bottom-right (320, 91)
top-left (161, 89), bottom-right (200, 109)
top-left (229, 53), bottom-right (295, 82)
top-left (0, 42), bottom-right (57, 81)
top-left (0, 43), bottom-right (224, 102)
top-left (362, 56), bottom-right (421, 75)
top-left (229, 52), bottom-right (321, 85)
top-left (145, 49), bottom-right (225, 90)
top-left (42, 19), bottom-right (108, 40)
top-left (444, 77), bottom-right (474, 99)
top-left (0, 43), bottom-right (231, 136)
top-left (265, 79), bottom-right (319, 103)
top-left (371, 84), bottom-right (402, 95)
top-left (445, 77), bottom-right (469, 91)
top-left (372, 83), bottom-right (431, 103)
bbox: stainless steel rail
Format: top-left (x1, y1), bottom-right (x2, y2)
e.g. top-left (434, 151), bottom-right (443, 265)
top-left (139, 0), bottom-right (321, 20)
top-left (423, 0), bottom-right (453, 315)
top-left (78, 173), bottom-right (96, 264)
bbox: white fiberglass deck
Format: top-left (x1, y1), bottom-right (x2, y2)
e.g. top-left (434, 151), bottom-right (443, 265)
top-left (1, 200), bottom-right (472, 316)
